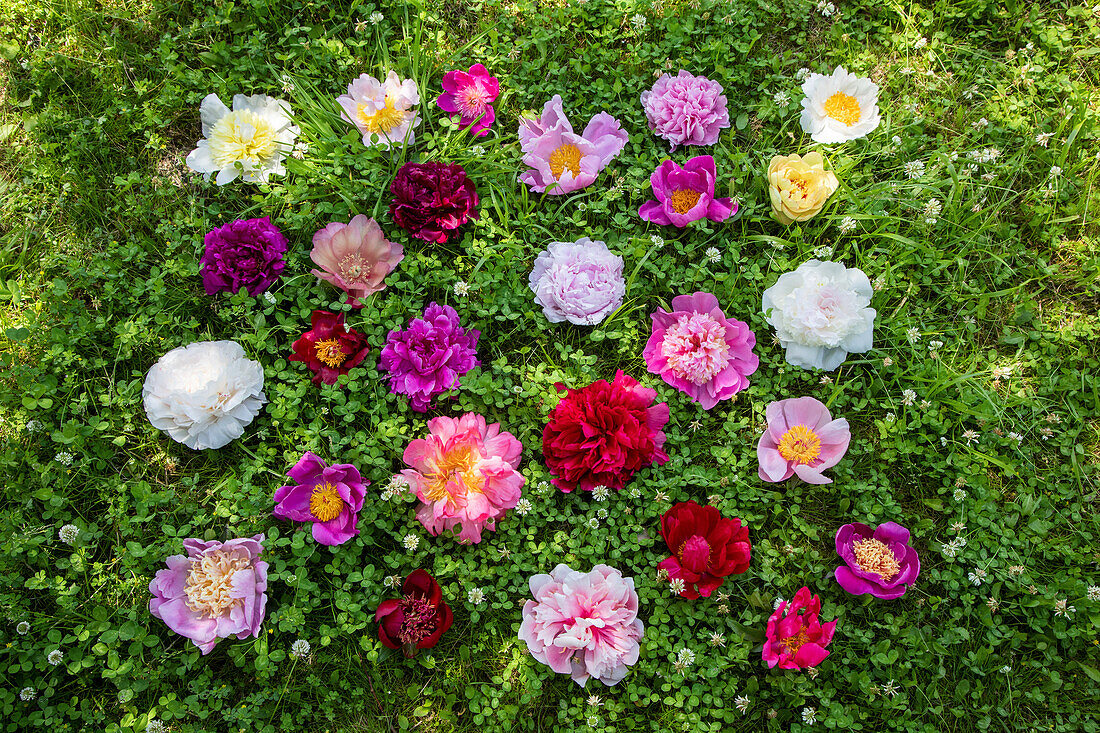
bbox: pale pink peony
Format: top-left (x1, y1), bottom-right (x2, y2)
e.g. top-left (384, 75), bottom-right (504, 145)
top-left (641, 71), bottom-right (730, 151)
top-left (757, 396), bottom-right (851, 484)
top-left (337, 71), bottom-right (420, 149)
top-left (310, 215), bottom-right (404, 307)
top-left (518, 95), bottom-right (628, 195)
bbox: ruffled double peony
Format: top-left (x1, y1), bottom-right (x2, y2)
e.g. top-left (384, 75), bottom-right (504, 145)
top-left (762, 259), bottom-right (876, 371)
top-left (310, 215), bottom-right (404, 307)
top-left (389, 162), bottom-right (479, 244)
top-left (800, 66), bottom-right (881, 144)
top-left (659, 501), bottom-right (751, 599)
top-left (272, 452), bottom-right (368, 546)
top-left (638, 155), bottom-right (736, 228)
top-left (186, 93), bottom-right (299, 185)
top-left (643, 292), bottom-right (758, 410)
top-left (762, 586), bottom-right (837, 670)
top-left (542, 370), bottom-right (670, 493)
top-left (641, 71), bottom-right (730, 151)
top-left (377, 570), bottom-right (453, 657)
top-left (436, 63), bottom-right (499, 137)
top-left (757, 396), bottom-right (850, 484)
top-left (835, 522), bottom-right (920, 599)
top-left (200, 217), bottom-right (287, 296)
top-left (518, 95), bottom-right (628, 195)
top-left (400, 413), bottom-right (524, 543)
top-left (767, 152), bottom-right (839, 225)
top-left (379, 303), bottom-right (480, 412)
top-left (528, 238), bottom-right (625, 326)
top-left (143, 340), bottom-right (266, 450)
top-left (289, 310), bottom-right (371, 386)
top-left (518, 564), bottom-right (643, 687)
top-left (149, 535), bottom-right (268, 655)
top-left (338, 70), bottom-right (420, 149)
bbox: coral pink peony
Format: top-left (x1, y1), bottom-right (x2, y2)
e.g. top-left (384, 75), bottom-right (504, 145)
top-left (835, 521), bottom-right (920, 600)
top-left (518, 95), bottom-right (628, 195)
top-left (762, 586), bottom-right (837, 670)
top-left (643, 291), bottom-right (758, 409)
top-left (310, 215), bottom-right (404, 308)
top-left (400, 413), bottom-right (525, 543)
top-left (289, 310), bottom-right (371, 386)
top-left (436, 63), bottom-right (499, 137)
top-left (389, 162), bottom-right (479, 244)
top-left (638, 156), bottom-right (736, 228)
top-left (272, 452), bottom-right (368, 546)
top-left (757, 396), bottom-right (850, 484)
top-left (518, 564), bottom-right (643, 687)
top-left (641, 71), bottom-right (730, 151)
top-left (659, 501), bottom-right (751, 599)
top-left (376, 570), bottom-right (453, 657)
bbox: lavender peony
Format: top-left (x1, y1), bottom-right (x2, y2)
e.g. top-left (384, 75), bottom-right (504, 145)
top-left (518, 95), bottom-right (628, 195)
top-left (379, 303), bottom-right (481, 411)
top-left (528, 238), bottom-right (625, 326)
top-left (199, 217), bottom-right (288, 296)
top-left (641, 71), bottom-right (730, 151)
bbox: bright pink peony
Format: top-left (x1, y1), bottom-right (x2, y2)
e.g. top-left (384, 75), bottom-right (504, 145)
top-left (762, 586), bottom-right (837, 670)
top-left (518, 564), bottom-right (643, 687)
top-left (310, 215), bottom-right (404, 308)
top-left (400, 413), bottom-right (525, 544)
top-left (757, 396), bottom-right (851, 484)
top-left (638, 156), bottom-right (736, 228)
top-left (436, 63), bottom-right (499, 137)
top-left (659, 501), bottom-right (751, 600)
top-left (518, 95), bottom-right (628, 195)
top-left (272, 452), bottom-right (368, 546)
top-left (643, 292), bottom-right (758, 409)
top-left (641, 71), bottom-right (730, 151)
top-left (376, 570), bottom-right (453, 657)
top-left (835, 521), bottom-right (920, 600)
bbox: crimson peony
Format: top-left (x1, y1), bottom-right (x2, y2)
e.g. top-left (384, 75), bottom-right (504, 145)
top-left (376, 570), bottom-right (453, 657)
top-left (389, 162), bottom-right (478, 244)
top-left (659, 501), bottom-right (751, 599)
top-left (289, 310), bottom-right (371, 386)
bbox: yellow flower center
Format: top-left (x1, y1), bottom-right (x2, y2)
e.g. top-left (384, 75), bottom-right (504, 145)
top-left (777, 425), bottom-right (821, 464)
top-left (309, 482), bottom-right (344, 522)
top-left (357, 97), bottom-right (406, 134)
top-left (779, 627), bottom-right (810, 656)
top-left (669, 189), bottom-right (702, 214)
top-left (852, 538), bottom-right (900, 582)
top-left (423, 446), bottom-right (483, 503)
top-left (823, 92), bottom-right (861, 126)
top-left (184, 550), bottom-right (249, 618)
top-left (207, 109), bottom-right (280, 168)
top-left (548, 143), bottom-right (582, 180)
top-left (313, 338), bottom-right (346, 369)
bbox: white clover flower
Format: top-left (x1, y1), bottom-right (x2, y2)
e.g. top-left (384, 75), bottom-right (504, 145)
top-left (941, 540), bottom-right (961, 558)
top-left (467, 587), bottom-right (486, 605)
top-left (813, 245), bottom-right (833, 258)
top-left (586, 517), bottom-right (600, 530)
top-left (802, 707), bottom-right (817, 724)
top-left (337, 71), bottom-right (420, 149)
top-left (881, 680), bottom-right (899, 697)
top-left (262, 291), bottom-right (277, 304)
top-left (1049, 166), bottom-right (1062, 177)
top-left (515, 498), bottom-right (533, 516)
top-left (800, 66), bottom-right (881, 143)
top-left (290, 639), bottom-right (311, 658)
top-left (899, 66), bottom-right (914, 75)
top-left (146, 720), bottom-right (167, 733)
top-left (453, 280), bottom-right (470, 297)
top-left (914, 36), bottom-right (928, 49)
top-left (734, 695), bottom-right (750, 713)
top-left (402, 534), bottom-right (420, 552)
top-left (1053, 599), bottom-right (1075, 618)
top-left (650, 234), bottom-right (665, 248)
top-left (816, 1), bottom-right (836, 17)
top-left (973, 117), bottom-right (989, 128)
top-left (58, 524), bottom-right (79, 545)
top-left (1035, 132), bottom-right (1053, 147)
top-left (587, 693), bottom-right (603, 708)
top-left (773, 595), bottom-right (785, 610)
top-left (669, 577), bottom-right (686, 595)
top-left (1087, 585), bottom-right (1100, 601)
top-left (186, 94), bottom-right (299, 185)
top-left (969, 569), bottom-right (987, 586)
top-left (902, 389), bottom-right (917, 406)
top-left (47, 649), bottom-right (63, 666)
top-left (954, 488), bottom-right (967, 501)
top-left (586, 715), bottom-right (599, 728)
top-left (470, 145), bottom-right (486, 157)
top-left (924, 199), bottom-right (942, 219)
top-left (773, 90), bottom-right (791, 107)
top-left (628, 485), bottom-right (642, 499)
top-left (369, 11), bottom-right (384, 24)
top-left (796, 67), bottom-right (811, 81)
top-left (383, 574), bottom-right (402, 589)
top-left (381, 475), bottom-right (410, 500)
top-left (675, 647), bottom-right (695, 666)
top-left (631, 13), bottom-right (647, 29)
top-left (951, 522), bottom-right (966, 533)
top-left (708, 632), bottom-right (726, 647)
top-left (592, 485), bottom-right (610, 502)
top-left (16, 621), bottom-right (30, 635)
top-left (963, 429), bottom-right (979, 444)
top-left (55, 451), bottom-right (74, 466)
top-left (25, 419), bottom-right (43, 432)
top-left (838, 216), bottom-right (857, 233)
top-left (904, 160), bottom-right (926, 179)
top-left (19, 687), bottom-right (35, 701)
top-left (999, 665), bottom-right (1012, 674)
top-left (705, 247), bottom-right (721, 263)
top-left (884, 412), bottom-right (896, 423)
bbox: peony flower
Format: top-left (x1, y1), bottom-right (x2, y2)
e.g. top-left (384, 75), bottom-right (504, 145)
top-left (376, 570), bottom-right (453, 657)
top-left (518, 564), bottom-right (643, 687)
top-left (148, 535), bottom-right (268, 654)
top-left (800, 66), bottom-right (881, 144)
top-left (762, 259), bottom-right (876, 370)
top-left (143, 340), bottom-right (266, 450)
top-left (518, 95), bottom-right (628, 195)
top-left (757, 396), bottom-right (850, 484)
top-left (337, 70), bottom-right (420, 149)
top-left (642, 291), bottom-right (758, 409)
top-left (542, 370), bottom-right (670, 493)
top-left (199, 217), bottom-right (288, 296)
top-left (378, 302), bottom-right (480, 411)
top-left (389, 162), bottom-right (479, 243)
top-left (834, 521), bottom-right (920, 599)
top-left (767, 152), bottom-right (839, 225)
top-left (659, 501), bottom-right (751, 599)
top-left (638, 155), bottom-right (736, 227)
top-left (272, 452), bottom-right (368, 546)
top-left (435, 63), bottom-right (499, 137)
top-left (289, 310), bottom-right (371, 386)
top-left (528, 238), bottom-right (625, 325)
top-left (640, 71), bottom-right (730, 151)
top-left (310, 215), bottom-right (404, 307)
top-left (762, 586), bottom-right (837, 670)
top-left (186, 93), bottom-right (299, 185)
top-left (399, 413), bottom-right (525, 543)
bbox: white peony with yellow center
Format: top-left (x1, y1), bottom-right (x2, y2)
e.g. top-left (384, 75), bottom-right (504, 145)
top-left (799, 67), bottom-right (881, 144)
top-left (336, 70), bottom-right (421, 149)
top-left (186, 93), bottom-right (300, 185)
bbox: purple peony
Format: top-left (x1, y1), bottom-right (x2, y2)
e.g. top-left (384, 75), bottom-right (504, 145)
top-left (199, 217), bottom-right (288, 296)
top-left (379, 302), bottom-right (481, 411)
top-left (638, 156), bottom-right (736, 228)
top-left (273, 452), bottom-right (368, 546)
top-left (834, 522), bottom-right (920, 600)
top-left (528, 238), bottom-right (625, 326)
top-left (389, 162), bottom-right (479, 244)
top-left (641, 71), bottom-right (730, 151)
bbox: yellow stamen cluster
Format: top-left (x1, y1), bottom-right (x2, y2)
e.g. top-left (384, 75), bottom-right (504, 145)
top-left (669, 189), bottom-right (702, 214)
top-left (357, 98), bottom-right (406, 134)
top-left (852, 538), bottom-right (900, 581)
top-left (548, 144), bottom-right (582, 180)
top-left (423, 446), bottom-right (483, 503)
top-left (779, 628), bottom-right (810, 656)
top-left (777, 425), bottom-right (821, 464)
top-left (309, 482), bottom-right (344, 522)
top-left (823, 92), bottom-right (861, 126)
top-left (313, 338), bottom-right (346, 369)
top-left (184, 551), bottom-right (249, 618)
top-left (207, 109), bottom-right (279, 168)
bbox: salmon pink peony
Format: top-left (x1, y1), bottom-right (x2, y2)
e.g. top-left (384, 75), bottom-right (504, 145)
top-left (757, 396), bottom-right (850, 484)
top-left (762, 586), bottom-right (837, 670)
top-left (835, 521), bottom-right (920, 599)
top-left (289, 310), bottom-right (371, 386)
top-left (272, 452), bottom-right (368, 546)
top-left (309, 215), bottom-right (404, 307)
top-left (376, 570), bottom-right (453, 657)
top-left (659, 501), bottom-right (751, 599)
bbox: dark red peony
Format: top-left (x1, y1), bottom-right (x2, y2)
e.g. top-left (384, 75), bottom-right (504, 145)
top-left (542, 370), bottom-right (670, 493)
top-left (289, 310), bottom-right (371, 386)
top-left (376, 570), bottom-right (454, 658)
top-left (659, 501), bottom-right (751, 599)
top-left (389, 161), bottom-right (479, 244)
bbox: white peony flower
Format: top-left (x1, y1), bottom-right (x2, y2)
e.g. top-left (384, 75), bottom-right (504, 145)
top-left (186, 94), bottom-right (300, 185)
top-left (799, 66), bottom-right (881, 144)
top-left (528, 238), bottom-right (625, 326)
top-left (336, 71), bottom-right (420, 149)
top-left (762, 260), bottom-right (877, 371)
top-left (143, 341), bottom-right (266, 450)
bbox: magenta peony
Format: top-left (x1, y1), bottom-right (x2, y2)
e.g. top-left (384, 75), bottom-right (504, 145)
top-left (272, 452), bottom-right (368, 546)
top-left (310, 215), bottom-right (404, 307)
top-left (199, 217), bottom-right (287, 296)
top-left (641, 71), bottom-right (730, 151)
top-left (762, 586), bottom-right (837, 670)
top-left (638, 156), bottom-right (736, 228)
top-left (834, 521), bottom-right (920, 600)
top-left (528, 238), bottom-right (625, 325)
top-left (389, 162), bottom-right (479, 244)
top-left (436, 63), bottom-right (499, 137)
top-left (518, 95), bottom-right (628, 195)
top-left (757, 396), bottom-right (851, 484)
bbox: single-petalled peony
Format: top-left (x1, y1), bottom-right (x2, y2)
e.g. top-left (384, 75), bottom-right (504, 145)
top-left (757, 396), bottom-right (850, 484)
top-left (400, 413), bottom-right (524, 543)
top-left (543, 370), bottom-right (670, 493)
top-left (762, 586), bottom-right (837, 670)
top-left (389, 162), bottom-right (479, 243)
top-left (200, 217), bottom-right (287, 296)
top-left (337, 70), bottom-right (420, 149)
top-left (379, 302), bottom-right (480, 412)
top-left (528, 238), bottom-right (625, 325)
top-left (310, 215), bottom-right (404, 307)
top-left (762, 259), bottom-right (875, 370)
top-left (767, 152), bottom-right (839, 225)
top-left (376, 570), bottom-right (453, 657)
top-left (186, 93), bottom-right (299, 185)
top-left (659, 501), bottom-right (751, 599)
top-left (289, 310), bottom-right (371, 386)
top-left (436, 63), bottom-right (499, 137)
top-left (148, 535), bottom-right (268, 654)
top-left (272, 452), bottom-right (368, 546)
top-left (143, 340), bottom-right (266, 450)
top-left (518, 564), bottom-right (643, 687)
top-left (518, 95), bottom-right (628, 195)
top-left (800, 66), bottom-right (881, 144)
top-left (835, 521), bottom-right (919, 599)
top-left (643, 291), bottom-right (758, 409)
top-left (641, 71), bottom-right (730, 151)
top-left (638, 155), bottom-right (736, 228)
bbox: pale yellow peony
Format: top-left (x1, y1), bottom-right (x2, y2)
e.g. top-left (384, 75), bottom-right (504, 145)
top-left (767, 152), bottom-right (839, 225)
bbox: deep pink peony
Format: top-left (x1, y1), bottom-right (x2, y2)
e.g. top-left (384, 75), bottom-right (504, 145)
top-left (643, 292), bottom-right (758, 410)
top-left (310, 215), bottom-right (404, 308)
top-left (199, 217), bottom-right (287, 296)
top-left (762, 586), bottom-right (837, 670)
top-left (518, 95), bottom-right (628, 195)
top-left (148, 535), bottom-right (268, 654)
top-left (389, 162), bottom-right (479, 244)
top-left (659, 501), bottom-right (751, 600)
top-left (400, 413), bottom-right (525, 544)
top-left (376, 570), bottom-right (453, 657)
top-left (518, 564), bottom-right (643, 687)
top-left (641, 71), bottom-right (730, 151)
top-left (835, 522), bottom-right (920, 600)
top-left (757, 396), bottom-right (850, 484)
top-left (436, 63), bottom-right (499, 137)
top-left (272, 452), bottom-right (368, 546)
top-left (638, 156), bottom-right (736, 228)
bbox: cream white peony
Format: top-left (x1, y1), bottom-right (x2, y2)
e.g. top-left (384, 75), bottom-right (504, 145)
top-left (799, 67), bottom-right (881, 144)
top-left (186, 94), bottom-right (300, 185)
top-left (762, 260), bottom-right (876, 371)
top-left (143, 341), bottom-right (266, 450)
